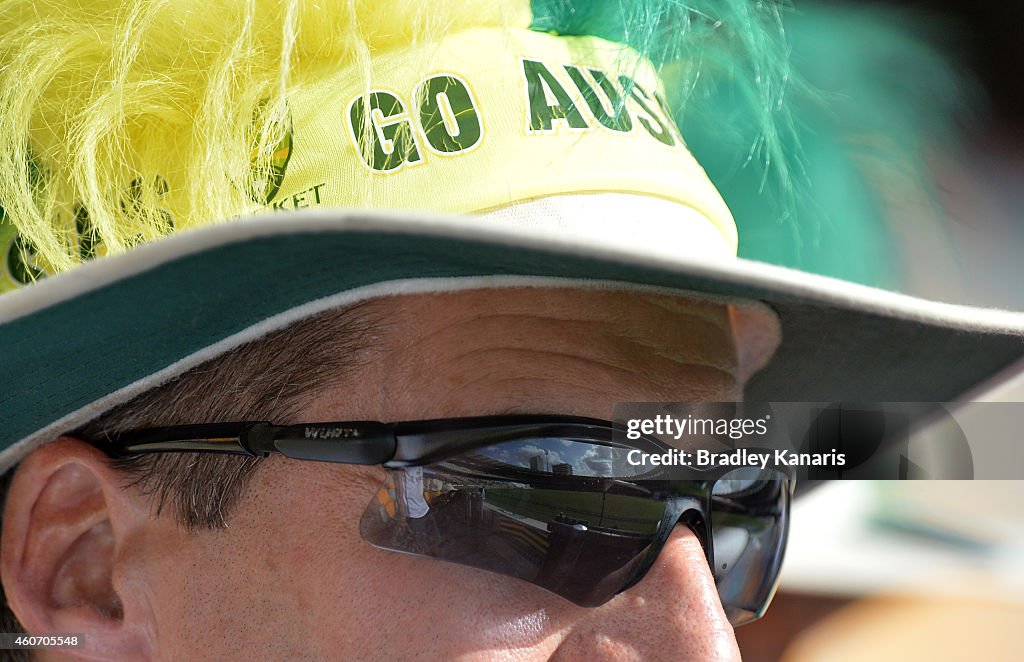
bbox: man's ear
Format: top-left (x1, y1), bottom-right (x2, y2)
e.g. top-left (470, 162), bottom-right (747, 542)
top-left (1, 436), bottom-right (153, 659)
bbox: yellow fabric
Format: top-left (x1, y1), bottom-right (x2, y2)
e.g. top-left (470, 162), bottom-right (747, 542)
top-left (0, 27), bottom-right (736, 293)
top-left (259, 28), bottom-right (736, 247)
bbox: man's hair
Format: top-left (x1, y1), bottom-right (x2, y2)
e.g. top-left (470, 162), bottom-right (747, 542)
top-left (0, 302), bottom-right (383, 641)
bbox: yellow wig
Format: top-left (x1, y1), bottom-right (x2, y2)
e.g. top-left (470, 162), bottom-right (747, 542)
top-left (0, 0), bottom-right (789, 273)
top-left (0, 1), bottom-right (539, 270)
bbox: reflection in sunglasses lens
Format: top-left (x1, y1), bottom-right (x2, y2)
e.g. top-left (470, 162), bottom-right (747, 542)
top-left (360, 437), bottom-right (789, 622)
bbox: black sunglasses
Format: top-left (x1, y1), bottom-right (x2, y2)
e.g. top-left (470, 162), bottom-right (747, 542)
top-left (103, 415), bottom-right (792, 626)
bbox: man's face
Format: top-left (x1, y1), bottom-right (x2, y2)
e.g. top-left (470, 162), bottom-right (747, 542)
top-left (13, 287), bottom-right (777, 660)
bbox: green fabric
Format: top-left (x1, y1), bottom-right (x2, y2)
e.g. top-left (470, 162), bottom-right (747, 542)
top-left (528, 2), bottom-right (968, 290)
top-left (683, 5), bottom-right (967, 288)
top-left (3, 228), bottom-right (1023, 453)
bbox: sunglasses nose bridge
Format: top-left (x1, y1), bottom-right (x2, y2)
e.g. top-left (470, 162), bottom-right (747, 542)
top-left (615, 493), bottom-right (713, 596)
top-left (674, 508), bottom-right (710, 555)
top-left (661, 494), bottom-right (712, 560)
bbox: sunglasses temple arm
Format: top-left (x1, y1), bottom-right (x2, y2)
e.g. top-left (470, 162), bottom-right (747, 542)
top-left (107, 422), bottom-right (267, 456)
top-left (242, 422), bottom-right (398, 464)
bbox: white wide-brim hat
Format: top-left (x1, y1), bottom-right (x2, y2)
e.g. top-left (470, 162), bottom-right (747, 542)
top-left (1, 198), bottom-right (1022, 473)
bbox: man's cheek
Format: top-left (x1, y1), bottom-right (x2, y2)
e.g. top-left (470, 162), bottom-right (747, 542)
top-left (337, 546), bottom-right (575, 658)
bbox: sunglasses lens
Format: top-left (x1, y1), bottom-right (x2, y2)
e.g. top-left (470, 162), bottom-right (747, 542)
top-left (710, 468), bottom-right (791, 625)
top-left (360, 435), bottom-right (791, 621)
top-left (359, 436), bottom-right (668, 607)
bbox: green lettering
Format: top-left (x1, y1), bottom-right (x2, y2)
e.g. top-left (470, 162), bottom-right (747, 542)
top-left (417, 75), bottom-right (482, 154)
top-left (619, 76), bottom-right (675, 146)
top-left (522, 59), bottom-right (589, 132)
top-left (653, 90), bottom-right (686, 145)
top-left (310, 182), bottom-right (326, 204)
top-left (349, 92), bottom-right (422, 172)
top-left (247, 101), bottom-right (293, 203)
top-left (564, 66), bottom-right (632, 132)
top-left (262, 127), bottom-right (292, 204)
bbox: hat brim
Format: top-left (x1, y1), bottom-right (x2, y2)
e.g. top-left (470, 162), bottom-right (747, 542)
top-left (2, 209), bottom-right (1022, 472)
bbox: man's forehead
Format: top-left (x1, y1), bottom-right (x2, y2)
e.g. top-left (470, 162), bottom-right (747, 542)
top-left (361, 287), bottom-right (735, 330)
top-left (298, 286), bottom-right (777, 422)
top-left (344, 287), bottom-right (740, 369)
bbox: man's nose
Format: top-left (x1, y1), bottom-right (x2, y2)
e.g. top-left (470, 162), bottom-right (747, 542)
top-left (550, 527), bottom-right (742, 662)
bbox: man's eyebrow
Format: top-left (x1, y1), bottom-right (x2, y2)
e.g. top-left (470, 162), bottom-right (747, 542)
top-left (491, 406), bottom-right (558, 417)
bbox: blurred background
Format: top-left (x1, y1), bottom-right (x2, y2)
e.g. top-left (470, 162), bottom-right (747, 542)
top-left (889, 0), bottom-right (1024, 310)
top-left (686, 0), bottom-right (1024, 311)
top-left (733, 1), bottom-right (1024, 659)
top-left (736, 480), bottom-right (1024, 661)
